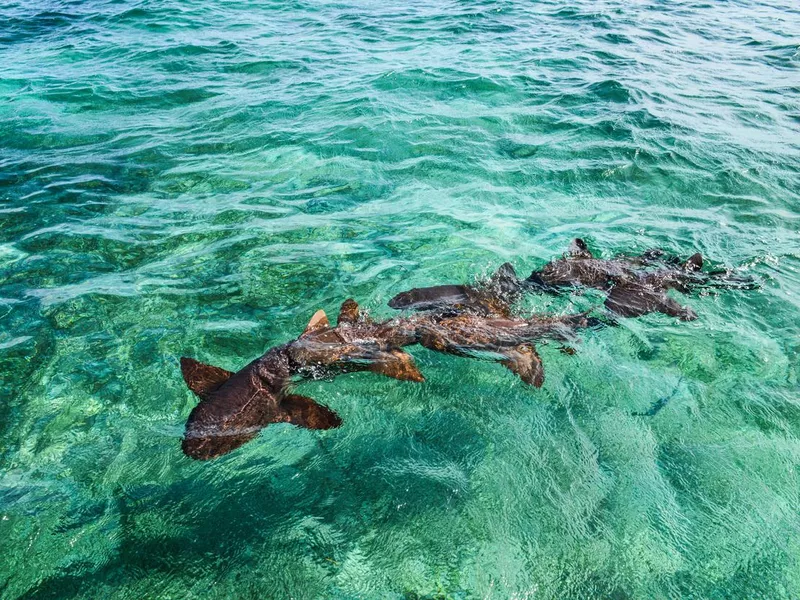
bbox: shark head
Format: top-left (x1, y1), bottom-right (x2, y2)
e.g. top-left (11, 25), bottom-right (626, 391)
top-left (179, 354), bottom-right (340, 461)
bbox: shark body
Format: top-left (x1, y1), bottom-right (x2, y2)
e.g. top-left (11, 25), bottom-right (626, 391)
top-left (391, 239), bottom-right (755, 321)
top-left (181, 300), bottom-right (596, 459)
top-left (181, 301), bottom-right (423, 460)
top-left (180, 239), bottom-right (756, 460)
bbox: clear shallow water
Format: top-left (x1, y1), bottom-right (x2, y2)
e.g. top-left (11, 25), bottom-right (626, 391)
top-left (1, 0), bottom-right (799, 597)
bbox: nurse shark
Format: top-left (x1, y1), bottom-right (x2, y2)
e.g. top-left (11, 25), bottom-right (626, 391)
top-left (180, 300), bottom-right (598, 459)
top-left (390, 238), bottom-right (756, 320)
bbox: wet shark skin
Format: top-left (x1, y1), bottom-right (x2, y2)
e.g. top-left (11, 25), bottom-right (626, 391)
top-left (180, 239), bottom-right (756, 460)
top-left (180, 302), bottom-right (425, 460)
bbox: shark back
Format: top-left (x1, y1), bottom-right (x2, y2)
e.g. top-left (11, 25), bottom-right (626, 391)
top-left (181, 359), bottom-right (283, 460)
top-left (180, 352), bottom-right (341, 460)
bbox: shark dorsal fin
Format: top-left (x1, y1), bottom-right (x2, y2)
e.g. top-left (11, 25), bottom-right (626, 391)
top-left (489, 262), bottom-right (517, 285)
top-left (338, 299), bottom-right (360, 325)
top-left (180, 357), bottom-right (234, 399)
top-left (568, 238), bottom-right (593, 259)
top-left (683, 253), bottom-right (703, 272)
top-left (302, 309), bottom-right (330, 336)
top-left (488, 262), bottom-right (520, 299)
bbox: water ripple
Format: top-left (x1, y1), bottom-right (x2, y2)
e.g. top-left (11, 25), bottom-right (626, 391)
top-left (1, 0), bottom-right (799, 598)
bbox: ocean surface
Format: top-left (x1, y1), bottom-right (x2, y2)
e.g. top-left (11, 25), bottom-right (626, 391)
top-left (1, 0), bottom-right (799, 598)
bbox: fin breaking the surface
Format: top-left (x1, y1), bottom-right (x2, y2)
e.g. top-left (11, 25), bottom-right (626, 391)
top-left (683, 253), bottom-right (704, 272)
top-left (303, 309), bottom-right (330, 336)
top-left (338, 299), bottom-right (360, 325)
top-left (488, 262), bottom-right (520, 296)
top-left (568, 238), bottom-right (594, 259)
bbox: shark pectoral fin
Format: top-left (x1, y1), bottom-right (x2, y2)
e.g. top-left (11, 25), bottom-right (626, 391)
top-left (180, 357), bottom-right (234, 399)
top-left (338, 299), bottom-right (360, 325)
top-left (604, 284), bottom-right (651, 318)
top-left (302, 309), bottom-right (330, 336)
top-left (658, 295), bottom-right (697, 321)
top-left (369, 349), bottom-right (425, 382)
top-left (280, 394), bottom-right (342, 430)
top-left (501, 344), bottom-right (544, 388)
top-left (569, 238), bottom-right (594, 259)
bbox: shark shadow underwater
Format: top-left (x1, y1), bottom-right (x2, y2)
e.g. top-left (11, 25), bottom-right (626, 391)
top-left (179, 241), bottom-right (756, 460)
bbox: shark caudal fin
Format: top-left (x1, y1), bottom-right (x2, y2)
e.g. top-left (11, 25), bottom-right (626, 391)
top-left (280, 394), bottom-right (342, 429)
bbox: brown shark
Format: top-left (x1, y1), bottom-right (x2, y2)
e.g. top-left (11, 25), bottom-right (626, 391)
top-left (390, 238), bottom-right (755, 321)
top-left (180, 300), bottom-right (423, 461)
top-left (527, 239), bottom-right (756, 320)
top-left (525, 238), bottom-right (662, 291)
top-left (181, 298), bottom-right (601, 459)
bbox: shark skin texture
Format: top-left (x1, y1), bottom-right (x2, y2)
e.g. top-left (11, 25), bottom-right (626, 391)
top-left (180, 300), bottom-right (598, 460)
top-left (414, 311), bottom-right (599, 388)
top-left (527, 238), bottom-right (756, 320)
top-left (388, 263), bottom-right (523, 318)
top-left (181, 301), bottom-right (424, 461)
top-left (180, 241), bottom-right (756, 460)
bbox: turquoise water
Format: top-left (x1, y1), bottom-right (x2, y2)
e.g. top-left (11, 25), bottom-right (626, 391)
top-left (1, 0), bottom-right (799, 597)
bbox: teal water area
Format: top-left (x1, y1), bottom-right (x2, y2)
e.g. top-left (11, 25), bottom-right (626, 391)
top-left (1, 1), bottom-right (799, 598)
